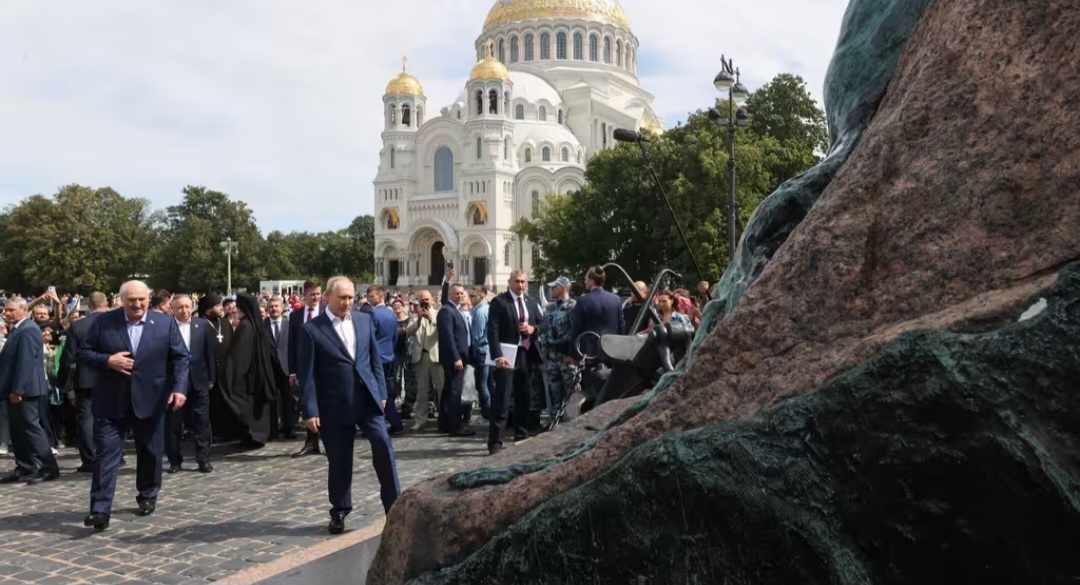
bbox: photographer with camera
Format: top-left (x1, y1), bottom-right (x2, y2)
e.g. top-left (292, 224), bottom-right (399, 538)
top-left (403, 289), bottom-right (441, 432)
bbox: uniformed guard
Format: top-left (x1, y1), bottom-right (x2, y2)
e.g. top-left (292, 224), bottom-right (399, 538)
top-left (539, 276), bottom-right (580, 427)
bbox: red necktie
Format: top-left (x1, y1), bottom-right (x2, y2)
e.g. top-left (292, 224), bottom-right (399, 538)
top-left (516, 295), bottom-right (530, 350)
top-left (307, 307), bottom-right (313, 323)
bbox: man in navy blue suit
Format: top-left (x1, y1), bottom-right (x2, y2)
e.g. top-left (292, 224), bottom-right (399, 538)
top-left (165, 294), bottom-right (216, 474)
top-left (437, 282), bottom-right (475, 436)
top-left (571, 265), bottom-right (625, 404)
top-left (79, 280), bottom-right (190, 530)
top-left (0, 296), bottom-right (60, 485)
top-left (297, 276), bottom-right (400, 534)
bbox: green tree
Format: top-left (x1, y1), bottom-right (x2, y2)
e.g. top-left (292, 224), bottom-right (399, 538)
top-left (744, 73), bottom-right (829, 186)
top-left (152, 186), bottom-right (267, 293)
top-left (523, 73), bottom-right (826, 285)
top-left (0, 185), bottom-right (158, 292)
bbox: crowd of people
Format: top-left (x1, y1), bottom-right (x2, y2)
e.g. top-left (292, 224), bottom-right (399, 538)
top-left (0, 268), bottom-right (713, 530)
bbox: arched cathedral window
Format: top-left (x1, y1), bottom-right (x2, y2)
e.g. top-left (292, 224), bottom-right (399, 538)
top-left (603, 37), bottom-right (612, 63)
top-left (489, 89), bottom-right (499, 114)
top-left (515, 104), bottom-right (524, 120)
top-left (498, 38), bottom-right (505, 62)
top-left (401, 103), bottom-right (411, 127)
top-left (542, 147), bottom-right (551, 162)
top-left (541, 32), bottom-right (551, 59)
top-left (561, 147), bottom-right (568, 162)
top-left (510, 35), bottom-right (519, 62)
top-left (573, 33), bottom-right (583, 60)
top-left (390, 147), bottom-right (395, 169)
top-left (433, 147), bottom-right (454, 192)
top-left (524, 34), bottom-right (534, 61)
top-left (475, 91), bottom-right (483, 116)
top-left (539, 106), bottom-right (546, 121)
top-left (531, 190), bottom-right (539, 211)
top-left (616, 40), bottom-right (623, 66)
top-left (524, 148), bottom-right (532, 163)
top-left (504, 243), bottom-right (511, 267)
top-left (556, 32), bottom-right (567, 59)
top-left (589, 34), bottom-right (598, 61)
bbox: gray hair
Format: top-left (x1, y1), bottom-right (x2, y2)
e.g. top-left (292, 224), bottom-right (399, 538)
top-left (325, 275), bottom-right (355, 296)
top-left (119, 280), bottom-right (150, 299)
top-left (509, 269), bottom-right (527, 281)
top-left (4, 297), bottom-right (27, 309)
top-left (268, 295), bottom-right (284, 304)
top-left (170, 294), bottom-right (192, 306)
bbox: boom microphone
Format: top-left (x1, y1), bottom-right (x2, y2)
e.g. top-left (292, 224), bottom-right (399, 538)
top-left (613, 128), bottom-right (649, 143)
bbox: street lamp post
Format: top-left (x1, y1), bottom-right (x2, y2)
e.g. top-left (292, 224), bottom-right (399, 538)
top-left (710, 55), bottom-right (750, 262)
top-left (220, 238), bottom-right (238, 295)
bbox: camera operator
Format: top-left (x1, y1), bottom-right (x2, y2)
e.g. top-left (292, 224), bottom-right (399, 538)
top-left (403, 289), bottom-right (441, 431)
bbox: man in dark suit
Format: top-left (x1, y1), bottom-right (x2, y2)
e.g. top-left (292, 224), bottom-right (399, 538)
top-left (297, 276), bottom-right (400, 534)
top-left (362, 285), bottom-right (403, 434)
top-left (165, 294), bottom-right (216, 473)
top-left (59, 291), bottom-right (110, 472)
top-left (264, 295), bottom-right (295, 439)
top-left (571, 266), bottom-right (625, 403)
top-left (0, 297), bottom-right (60, 485)
top-left (437, 282), bottom-right (474, 436)
top-left (79, 280), bottom-right (190, 530)
top-left (289, 280), bottom-right (323, 457)
top-left (486, 270), bottom-right (544, 455)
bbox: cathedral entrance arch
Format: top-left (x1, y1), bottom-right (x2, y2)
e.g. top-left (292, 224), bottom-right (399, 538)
top-left (429, 241), bottom-right (445, 285)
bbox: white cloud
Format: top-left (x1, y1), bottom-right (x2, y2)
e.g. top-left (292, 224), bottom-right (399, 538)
top-left (0, 0), bottom-right (849, 233)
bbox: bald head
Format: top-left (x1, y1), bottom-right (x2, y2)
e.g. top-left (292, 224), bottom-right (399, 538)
top-left (119, 280), bottom-right (150, 322)
top-left (119, 280), bottom-right (150, 299)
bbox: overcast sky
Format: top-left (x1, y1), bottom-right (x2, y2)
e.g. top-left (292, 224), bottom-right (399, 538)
top-left (0, 0), bottom-right (850, 234)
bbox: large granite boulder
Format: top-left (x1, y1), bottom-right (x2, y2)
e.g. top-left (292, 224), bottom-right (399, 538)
top-left (369, 0), bottom-right (1080, 582)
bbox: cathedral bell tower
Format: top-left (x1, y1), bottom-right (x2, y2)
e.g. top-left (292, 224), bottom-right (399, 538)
top-left (374, 57), bottom-right (426, 285)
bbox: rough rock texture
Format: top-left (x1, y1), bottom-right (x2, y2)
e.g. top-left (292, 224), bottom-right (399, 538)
top-left (413, 265), bottom-right (1080, 584)
top-left (369, 0), bottom-right (1080, 582)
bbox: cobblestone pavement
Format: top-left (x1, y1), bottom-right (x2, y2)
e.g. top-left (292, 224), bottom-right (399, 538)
top-left (0, 424), bottom-right (489, 584)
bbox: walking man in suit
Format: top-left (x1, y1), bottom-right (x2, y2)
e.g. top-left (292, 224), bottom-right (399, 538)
top-left (289, 280), bottom-right (322, 457)
top-left (437, 282), bottom-right (475, 436)
top-left (264, 296), bottom-right (296, 439)
top-left (80, 280), bottom-right (190, 530)
top-left (297, 276), bottom-right (400, 534)
top-left (165, 294), bottom-right (216, 473)
top-left (59, 291), bottom-right (110, 472)
top-left (486, 270), bottom-right (544, 455)
top-left (362, 286), bottom-right (403, 434)
top-left (0, 297), bottom-right (60, 485)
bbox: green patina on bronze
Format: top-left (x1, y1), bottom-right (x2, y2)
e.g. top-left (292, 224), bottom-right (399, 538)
top-left (448, 0), bottom-right (937, 491)
top-left (415, 263), bottom-right (1080, 584)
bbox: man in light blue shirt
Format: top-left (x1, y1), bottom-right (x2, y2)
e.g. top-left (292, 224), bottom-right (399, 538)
top-left (469, 286), bottom-right (492, 419)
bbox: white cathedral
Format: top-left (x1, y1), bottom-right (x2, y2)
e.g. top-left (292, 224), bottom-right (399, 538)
top-left (372, 0), bottom-right (662, 288)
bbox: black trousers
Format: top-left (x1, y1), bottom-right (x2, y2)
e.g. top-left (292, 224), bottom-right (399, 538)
top-left (487, 347), bottom-right (533, 448)
top-left (382, 363), bottom-right (403, 432)
top-left (8, 395), bottom-right (59, 476)
top-left (165, 386), bottom-right (211, 466)
top-left (276, 380), bottom-right (297, 437)
top-left (438, 364), bottom-right (466, 433)
top-left (74, 388), bottom-right (96, 468)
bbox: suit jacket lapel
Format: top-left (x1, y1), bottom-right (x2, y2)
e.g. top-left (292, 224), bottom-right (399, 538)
top-left (117, 310), bottom-right (133, 354)
top-left (316, 314), bottom-right (350, 359)
top-left (352, 312), bottom-right (364, 361)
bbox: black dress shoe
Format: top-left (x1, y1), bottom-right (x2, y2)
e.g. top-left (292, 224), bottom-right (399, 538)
top-left (488, 443), bottom-right (503, 456)
top-left (197, 462), bottom-right (213, 473)
top-left (75, 465), bottom-right (94, 473)
top-left (136, 500), bottom-right (156, 516)
top-left (167, 464), bottom-right (181, 474)
top-left (84, 513), bottom-right (110, 530)
top-left (512, 431), bottom-right (529, 442)
top-left (0, 472), bottom-right (31, 484)
top-left (450, 428), bottom-right (476, 437)
top-left (291, 444), bottom-right (321, 458)
top-left (25, 470), bottom-right (60, 485)
top-left (328, 513), bottom-right (346, 534)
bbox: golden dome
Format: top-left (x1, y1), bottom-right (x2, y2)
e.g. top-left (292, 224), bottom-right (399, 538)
top-left (385, 56), bottom-right (424, 96)
top-left (469, 49), bottom-right (511, 82)
top-left (482, 0), bottom-right (630, 33)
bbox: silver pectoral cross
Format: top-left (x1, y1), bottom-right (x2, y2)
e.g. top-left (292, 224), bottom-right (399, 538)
top-left (217, 333), bottom-right (224, 343)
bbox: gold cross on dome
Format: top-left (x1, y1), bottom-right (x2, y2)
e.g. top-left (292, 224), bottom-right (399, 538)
top-left (401, 55), bottom-right (408, 72)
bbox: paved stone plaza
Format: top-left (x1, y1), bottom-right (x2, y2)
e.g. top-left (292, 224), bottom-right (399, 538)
top-left (0, 427), bottom-right (488, 584)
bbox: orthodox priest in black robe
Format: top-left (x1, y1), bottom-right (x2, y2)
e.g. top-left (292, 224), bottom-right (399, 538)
top-left (199, 294), bottom-right (242, 442)
top-left (217, 293), bottom-right (281, 448)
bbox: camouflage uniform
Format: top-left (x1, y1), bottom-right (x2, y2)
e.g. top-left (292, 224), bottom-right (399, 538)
top-left (540, 297), bottom-right (580, 416)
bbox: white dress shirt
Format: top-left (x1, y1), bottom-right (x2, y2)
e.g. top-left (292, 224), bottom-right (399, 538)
top-left (326, 310), bottom-right (355, 360)
top-left (177, 320), bottom-right (191, 350)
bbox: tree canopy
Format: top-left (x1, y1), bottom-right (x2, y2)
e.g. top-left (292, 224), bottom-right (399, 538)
top-left (520, 73), bottom-right (828, 287)
top-left (0, 184), bottom-right (375, 294)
